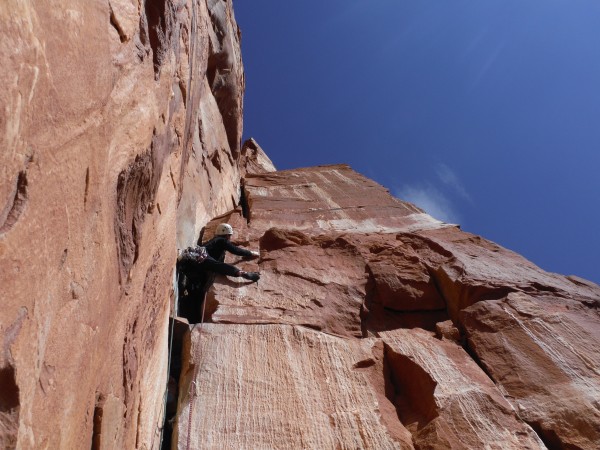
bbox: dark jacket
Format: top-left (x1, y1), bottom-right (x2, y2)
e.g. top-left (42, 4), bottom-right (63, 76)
top-left (203, 236), bottom-right (253, 261)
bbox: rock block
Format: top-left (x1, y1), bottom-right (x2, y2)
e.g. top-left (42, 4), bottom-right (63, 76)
top-left (461, 292), bottom-right (600, 449)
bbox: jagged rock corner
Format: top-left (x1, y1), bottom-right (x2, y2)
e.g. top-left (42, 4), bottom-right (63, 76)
top-left (1, 1), bottom-right (599, 450)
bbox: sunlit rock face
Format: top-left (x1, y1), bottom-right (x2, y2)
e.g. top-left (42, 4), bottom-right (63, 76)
top-left (176, 164), bottom-right (600, 449)
top-left (0, 0), bottom-right (244, 448)
top-left (239, 138), bottom-right (276, 178)
top-left (3, 0), bottom-right (599, 448)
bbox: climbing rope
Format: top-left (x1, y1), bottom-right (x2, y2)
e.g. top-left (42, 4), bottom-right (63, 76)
top-left (185, 289), bottom-right (208, 450)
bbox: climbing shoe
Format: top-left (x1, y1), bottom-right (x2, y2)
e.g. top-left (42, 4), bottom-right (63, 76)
top-left (240, 271), bottom-right (260, 282)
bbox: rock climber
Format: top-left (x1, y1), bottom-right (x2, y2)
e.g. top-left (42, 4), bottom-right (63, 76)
top-left (177, 223), bottom-right (260, 322)
top-left (178, 223), bottom-right (260, 283)
top-left (198, 223), bottom-right (261, 281)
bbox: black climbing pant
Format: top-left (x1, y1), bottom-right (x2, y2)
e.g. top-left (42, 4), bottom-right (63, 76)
top-left (198, 256), bottom-right (240, 277)
top-left (177, 256), bottom-right (240, 324)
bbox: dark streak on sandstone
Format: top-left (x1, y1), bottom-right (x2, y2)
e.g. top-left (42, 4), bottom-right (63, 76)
top-left (0, 171), bottom-right (29, 236)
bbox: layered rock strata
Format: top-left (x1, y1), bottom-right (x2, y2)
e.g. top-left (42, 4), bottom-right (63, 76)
top-left (0, 1), bottom-right (247, 448)
top-left (176, 164), bottom-right (600, 449)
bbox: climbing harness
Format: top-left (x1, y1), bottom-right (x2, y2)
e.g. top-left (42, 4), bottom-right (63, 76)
top-left (179, 245), bottom-right (208, 264)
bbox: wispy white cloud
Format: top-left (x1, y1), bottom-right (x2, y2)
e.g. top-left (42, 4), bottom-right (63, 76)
top-left (397, 184), bottom-right (461, 224)
top-left (435, 163), bottom-right (472, 202)
top-left (394, 163), bottom-right (470, 225)
top-left (470, 39), bottom-right (506, 88)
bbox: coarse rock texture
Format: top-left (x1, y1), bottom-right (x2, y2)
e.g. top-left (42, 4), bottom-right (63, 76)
top-left (175, 324), bottom-right (413, 450)
top-left (461, 292), bottom-right (600, 449)
top-left (0, 0), bottom-right (245, 448)
top-left (176, 164), bottom-right (600, 449)
top-left (379, 329), bottom-right (544, 449)
top-left (3, 0), bottom-right (600, 449)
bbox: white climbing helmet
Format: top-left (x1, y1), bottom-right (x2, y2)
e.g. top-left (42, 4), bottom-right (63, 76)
top-left (215, 223), bottom-right (234, 236)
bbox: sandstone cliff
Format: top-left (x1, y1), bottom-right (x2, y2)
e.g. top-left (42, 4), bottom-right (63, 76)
top-left (175, 165), bottom-right (600, 449)
top-left (2, 1), bottom-right (600, 450)
top-left (1, 0), bottom-right (247, 448)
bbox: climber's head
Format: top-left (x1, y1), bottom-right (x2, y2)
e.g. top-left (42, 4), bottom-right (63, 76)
top-left (215, 223), bottom-right (234, 238)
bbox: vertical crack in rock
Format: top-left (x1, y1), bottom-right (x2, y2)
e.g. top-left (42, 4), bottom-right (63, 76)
top-left (209, 150), bottom-right (222, 172)
top-left (0, 309), bottom-right (25, 449)
top-left (425, 266), bottom-right (449, 312)
top-left (0, 365), bottom-right (19, 450)
top-left (239, 179), bottom-right (250, 222)
top-left (0, 170), bottom-right (29, 236)
top-left (108, 2), bottom-right (127, 43)
top-left (201, 289), bottom-right (220, 323)
top-left (179, 0), bottom-right (202, 192)
top-left (140, 0), bottom-right (175, 80)
top-left (90, 395), bottom-right (105, 450)
top-left (382, 342), bottom-right (439, 436)
top-left (84, 167), bottom-right (90, 207)
top-left (459, 335), bottom-right (497, 385)
top-left (160, 318), bottom-right (189, 450)
top-left (360, 266), bottom-right (377, 337)
top-left (135, 397), bottom-right (142, 449)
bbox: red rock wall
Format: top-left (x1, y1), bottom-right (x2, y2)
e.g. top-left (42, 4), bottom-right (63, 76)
top-left (176, 165), bottom-right (600, 449)
top-left (0, 1), bottom-right (245, 448)
top-left (3, 1), bottom-right (600, 449)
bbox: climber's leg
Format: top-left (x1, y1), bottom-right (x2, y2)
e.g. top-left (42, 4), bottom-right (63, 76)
top-left (199, 256), bottom-right (241, 277)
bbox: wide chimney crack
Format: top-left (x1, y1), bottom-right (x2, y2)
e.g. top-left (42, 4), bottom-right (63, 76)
top-left (159, 317), bottom-right (189, 450)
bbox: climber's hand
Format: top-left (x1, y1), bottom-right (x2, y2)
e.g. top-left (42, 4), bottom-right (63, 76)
top-left (239, 271), bottom-right (260, 282)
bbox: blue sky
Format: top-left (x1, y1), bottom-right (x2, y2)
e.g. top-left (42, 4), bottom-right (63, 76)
top-left (234, 0), bottom-right (600, 284)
